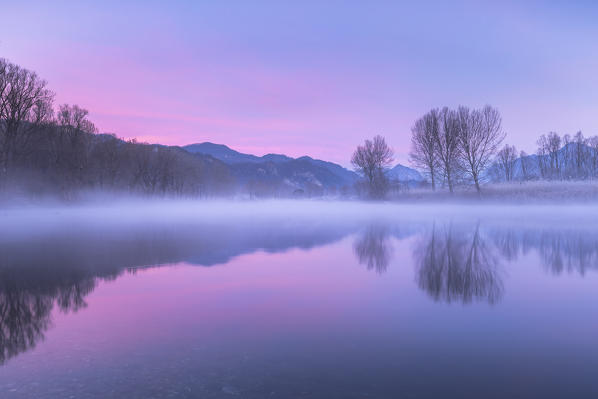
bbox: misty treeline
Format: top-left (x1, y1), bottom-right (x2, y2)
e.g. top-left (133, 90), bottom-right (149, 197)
top-left (408, 105), bottom-right (598, 192)
top-left (489, 131), bottom-right (598, 182)
top-left (0, 58), bottom-right (233, 199)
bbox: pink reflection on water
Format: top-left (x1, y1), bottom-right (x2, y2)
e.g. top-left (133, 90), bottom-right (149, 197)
top-left (12, 238), bottom-right (410, 373)
top-left (3, 230), bottom-right (598, 399)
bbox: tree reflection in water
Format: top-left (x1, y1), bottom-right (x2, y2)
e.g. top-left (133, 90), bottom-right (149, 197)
top-left (353, 224), bottom-right (393, 273)
top-left (0, 220), bottom-right (355, 365)
top-left (3, 216), bottom-right (598, 365)
top-left (0, 270), bottom-right (101, 365)
top-left (413, 222), bottom-right (504, 305)
top-left (490, 227), bottom-right (598, 276)
top-left (0, 290), bottom-right (52, 365)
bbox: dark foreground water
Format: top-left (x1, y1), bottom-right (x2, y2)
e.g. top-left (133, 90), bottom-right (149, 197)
top-left (1, 202), bottom-right (598, 398)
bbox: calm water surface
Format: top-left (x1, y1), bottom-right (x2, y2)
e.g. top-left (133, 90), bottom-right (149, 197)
top-left (1, 203), bottom-right (598, 398)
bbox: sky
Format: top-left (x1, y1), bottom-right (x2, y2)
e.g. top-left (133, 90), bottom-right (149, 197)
top-left (2, 0), bottom-right (598, 166)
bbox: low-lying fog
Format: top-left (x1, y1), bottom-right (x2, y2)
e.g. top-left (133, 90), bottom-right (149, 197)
top-left (2, 199), bottom-right (598, 233)
top-left (2, 200), bottom-right (597, 275)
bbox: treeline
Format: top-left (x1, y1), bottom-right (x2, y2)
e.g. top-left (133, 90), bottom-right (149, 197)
top-left (491, 131), bottom-right (598, 182)
top-left (0, 58), bottom-right (233, 198)
top-left (407, 105), bottom-right (598, 191)
top-left (350, 105), bottom-right (504, 198)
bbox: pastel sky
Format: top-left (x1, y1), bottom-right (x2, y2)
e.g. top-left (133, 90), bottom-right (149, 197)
top-left (2, 1), bottom-right (598, 166)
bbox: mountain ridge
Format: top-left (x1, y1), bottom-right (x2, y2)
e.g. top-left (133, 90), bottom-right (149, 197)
top-left (182, 142), bottom-right (422, 188)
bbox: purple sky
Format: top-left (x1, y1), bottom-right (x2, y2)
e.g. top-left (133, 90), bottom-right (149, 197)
top-left (2, 1), bottom-right (598, 166)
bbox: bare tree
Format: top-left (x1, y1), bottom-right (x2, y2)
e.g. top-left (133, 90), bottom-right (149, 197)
top-left (55, 104), bottom-right (97, 135)
top-left (351, 135), bottom-right (394, 199)
top-left (409, 109), bottom-right (439, 190)
top-left (537, 132), bottom-right (562, 179)
top-left (496, 144), bottom-right (517, 182)
top-left (0, 59), bottom-right (54, 179)
top-left (536, 135), bottom-right (549, 179)
top-left (548, 132), bottom-right (562, 178)
top-left (50, 104), bottom-right (97, 192)
top-left (435, 107), bottom-right (461, 193)
top-left (457, 105), bottom-right (505, 192)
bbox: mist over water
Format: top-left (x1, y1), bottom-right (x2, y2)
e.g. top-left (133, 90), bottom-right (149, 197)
top-left (2, 201), bottom-right (598, 398)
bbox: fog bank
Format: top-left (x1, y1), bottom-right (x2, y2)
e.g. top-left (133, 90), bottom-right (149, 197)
top-left (2, 199), bottom-right (598, 238)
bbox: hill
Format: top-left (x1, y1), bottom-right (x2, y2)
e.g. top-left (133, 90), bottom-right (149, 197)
top-left (183, 142), bottom-right (359, 193)
top-left (183, 142), bottom-right (424, 194)
top-left (387, 163), bottom-right (424, 182)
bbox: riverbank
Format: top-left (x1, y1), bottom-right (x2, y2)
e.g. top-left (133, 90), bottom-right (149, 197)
top-left (391, 180), bottom-right (598, 204)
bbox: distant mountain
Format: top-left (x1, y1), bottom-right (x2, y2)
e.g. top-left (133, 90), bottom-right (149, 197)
top-left (387, 163), bottom-right (424, 182)
top-left (183, 142), bottom-right (359, 191)
top-left (229, 157), bottom-right (350, 194)
top-left (183, 142), bottom-right (262, 164)
top-left (182, 142), bottom-right (424, 195)
top-left (296, 156), bottom-right (359, 186)
top-left (262, 153), bottom-right (294, 163)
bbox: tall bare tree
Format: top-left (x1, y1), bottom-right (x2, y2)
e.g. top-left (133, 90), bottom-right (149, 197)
top-left (537, 132), bottom-right (562, 179)
top-left (55, 104), bottom-right (97, 135)
top-left (547, 132), bottom-right (562, 178)
top-left (536, 135), bottom-right (549, 179)
top-left (409, 109), bottom-right (439, 190)
top-left (0, 59), bottom-right (54, 179)
top-left (457, 105), bottom-right (505, 192)
top-left (351, 135), bottom-right (394, 199)
top-left (572, 131), bottom-right (589, 179)
top-left (435, 107), bottom-right (461, 193)
top-left (496, 144), bottom-right (517, 182)
top-left (51, 104), bottom-right (97, 191)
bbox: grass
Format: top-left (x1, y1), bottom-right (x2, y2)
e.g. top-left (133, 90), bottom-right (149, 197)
top-left (391, 180), bottom-right (598, 203)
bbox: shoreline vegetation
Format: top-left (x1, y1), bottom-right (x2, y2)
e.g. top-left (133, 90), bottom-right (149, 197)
top-left (2, 57), bottom-right (598, 204)
top-left (390, 180), bottom-right (598, 203)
